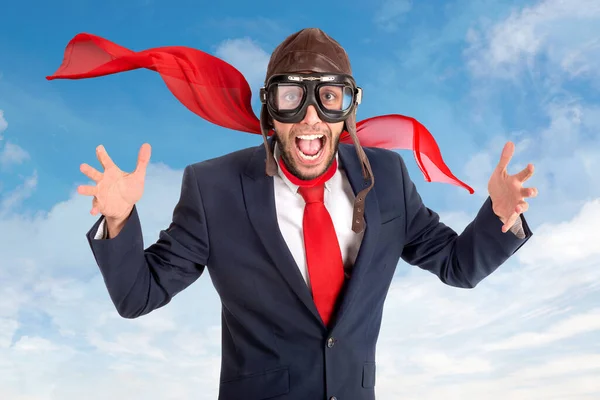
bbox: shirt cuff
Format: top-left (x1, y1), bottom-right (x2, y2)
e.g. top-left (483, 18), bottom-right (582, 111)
top-left (508, 216), bottom-right (526, 239)
top-left (94, 217), bottom-right (108, 240)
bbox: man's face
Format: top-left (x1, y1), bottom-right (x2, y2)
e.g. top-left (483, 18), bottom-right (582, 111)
top-left (273, 105), bottom-right (344, 180)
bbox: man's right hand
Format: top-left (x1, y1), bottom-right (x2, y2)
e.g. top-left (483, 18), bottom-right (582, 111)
top-left (78, 143), bottom-right (151, 237)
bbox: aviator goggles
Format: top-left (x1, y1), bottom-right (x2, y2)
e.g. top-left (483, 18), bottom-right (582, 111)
top-left (260, 73), bottom-right (363, 124)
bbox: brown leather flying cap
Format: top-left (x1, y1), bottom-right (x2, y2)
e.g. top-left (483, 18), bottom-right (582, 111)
top-left (265, 28), bottom-right (352, 79)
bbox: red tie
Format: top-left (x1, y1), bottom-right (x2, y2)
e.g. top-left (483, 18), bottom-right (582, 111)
top-left (278, 158), bottom-right (345, 326)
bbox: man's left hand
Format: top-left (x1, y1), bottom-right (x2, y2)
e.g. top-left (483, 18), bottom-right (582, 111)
top-left (488, 141), bottom-right (538, 233)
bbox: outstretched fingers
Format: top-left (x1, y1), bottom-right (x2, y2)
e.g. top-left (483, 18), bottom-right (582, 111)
top-left (515, 200), bottom-right (529, 214)
top-left (77, 184), bottom-right (97, 197)
top-left (134, 143), bottom-right (152, 176)
top-left (78, 185), bottom-right (102, 215)
top-left (520, 186), bottom-right (538, 198)
top-left (503, 200), bottom-right (529, 232)
top-left (80, 163), bottom-right (103, 182)
top-left (496, 141), bottom-right (515, 172)
top-left (91, 197), bottom-right (100, 216)
top-left (96, 144), bottom-right (116, 170)
top-left (514, 163), bottom-right (534, 183)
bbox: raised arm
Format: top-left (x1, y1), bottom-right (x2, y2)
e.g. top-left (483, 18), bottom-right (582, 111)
top-left (80, 144), bottom-right (209, 318)
top-left (398, 152), bottom-right (532, 288)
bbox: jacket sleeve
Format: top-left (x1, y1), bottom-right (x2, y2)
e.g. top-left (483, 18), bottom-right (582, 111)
top-left (86, 164), bottom-right (209, 318)
top-left (398, 154), bottom-right (532, 288)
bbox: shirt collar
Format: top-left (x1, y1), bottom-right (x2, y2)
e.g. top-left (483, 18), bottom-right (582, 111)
top-left (274, 141), bottom-right (339, 194)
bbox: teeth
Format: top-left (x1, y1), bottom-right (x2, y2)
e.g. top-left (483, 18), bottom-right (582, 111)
top-left (297, 134), bottom-right (324, 140)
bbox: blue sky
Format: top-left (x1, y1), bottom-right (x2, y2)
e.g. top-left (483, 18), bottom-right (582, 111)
top-left (1, 0), bottom-right (600, 398)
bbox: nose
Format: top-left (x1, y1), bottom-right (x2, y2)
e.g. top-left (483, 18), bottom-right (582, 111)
top-left (301, 105), bottom-right (322, 126)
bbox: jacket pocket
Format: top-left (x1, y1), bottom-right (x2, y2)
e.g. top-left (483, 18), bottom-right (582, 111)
top-left (219, 366), bottom-right (289, 400)
top-left (362, 362), bottom-right (376, 388)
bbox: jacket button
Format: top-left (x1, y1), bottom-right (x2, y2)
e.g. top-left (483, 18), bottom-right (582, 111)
top-left (327, 337), bottom-right (335, 348)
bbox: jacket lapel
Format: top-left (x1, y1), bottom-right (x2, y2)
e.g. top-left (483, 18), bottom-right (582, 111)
top-left (331, 144), bottom-right (381, 331)
top-left (241, 141), bottom-right (324, 327)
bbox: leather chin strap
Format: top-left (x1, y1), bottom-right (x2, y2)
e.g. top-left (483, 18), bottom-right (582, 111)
top-left (259, 105), bottom-right (373, 234)
top-left (344, 112), bottom-right (373, 234)
top-left (260, 105), bottom-right (279, 177)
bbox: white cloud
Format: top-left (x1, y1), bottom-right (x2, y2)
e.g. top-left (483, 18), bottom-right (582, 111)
top-left (374, 0), bottom-right (412, 32)
top-left (0, 318), bottom-right (18, 348)
top-left (465, 0), bottom-right (600, 81)
top-left (13, 336), bottom-right (60, 352)
top-left (514, 354), bottom-right (600, 380)
top-left (409, 351), bottom-right (493, 375)
top-left (0, 142), bottom-right (30, 169)
top-left (0, 111), bottom-right (31, 170)
top-left (0, 110), bottom-right (7, 139)
top-left (215, 37), bottom-right (270, 89)
top-left (518, 198), bottom-right (600, 266)
top-left (0, 171), bottom-right (36, 215)
top-left (485, 309), bottom-right (600, 351)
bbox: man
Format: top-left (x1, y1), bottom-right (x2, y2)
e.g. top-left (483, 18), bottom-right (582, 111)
top-left (74, 28), bottom-right (536, 399)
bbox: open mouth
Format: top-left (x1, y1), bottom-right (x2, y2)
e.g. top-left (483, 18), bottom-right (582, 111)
top-left (295, 134), bottom-right (325, 162)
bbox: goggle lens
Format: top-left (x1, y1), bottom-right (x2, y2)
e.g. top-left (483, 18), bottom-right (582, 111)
top-left (272, 84), bottom-right (354, 112)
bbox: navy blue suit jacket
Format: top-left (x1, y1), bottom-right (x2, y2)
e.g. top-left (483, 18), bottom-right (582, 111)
top-left (86, 142), bottom-right (532, 399)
